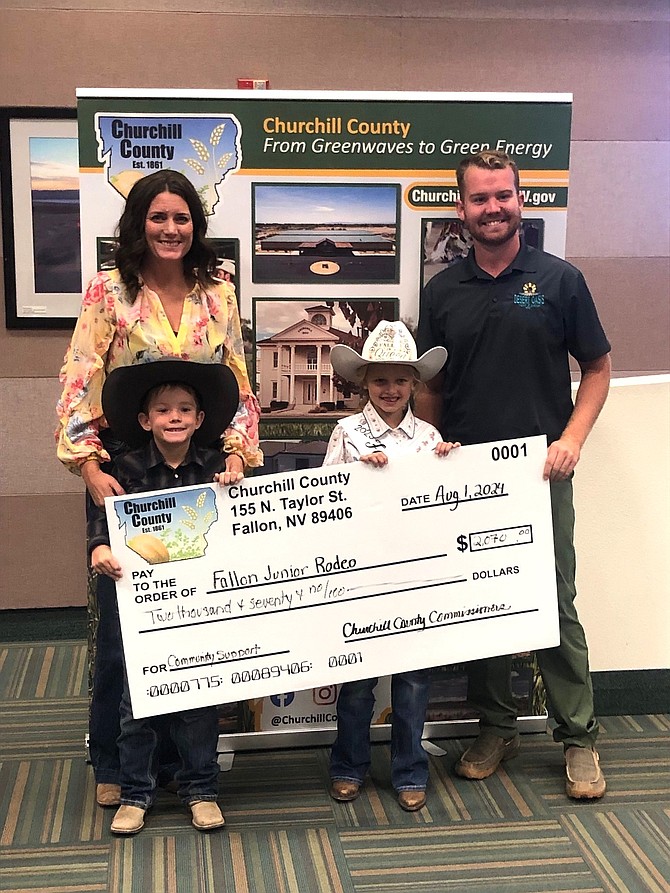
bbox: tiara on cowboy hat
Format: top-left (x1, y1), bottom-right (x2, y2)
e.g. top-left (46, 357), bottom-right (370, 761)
top-left (102, 359), bottom-right (239, 448)
top-left (330, 321), bottom-right (446, 385)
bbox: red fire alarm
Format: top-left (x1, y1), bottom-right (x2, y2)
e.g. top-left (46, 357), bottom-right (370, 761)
top-left (237, 79), bottom-right (270, 90)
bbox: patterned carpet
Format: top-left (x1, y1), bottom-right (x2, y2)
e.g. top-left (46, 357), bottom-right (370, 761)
top-left (0, 641), bottom-right (668, 893)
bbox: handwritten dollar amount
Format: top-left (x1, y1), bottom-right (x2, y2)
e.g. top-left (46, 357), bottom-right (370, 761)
top-left (457, 524), bottom-right (534, 552)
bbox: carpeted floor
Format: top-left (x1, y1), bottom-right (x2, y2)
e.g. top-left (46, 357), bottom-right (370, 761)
top-left (0, 640), bottom-right (668, 893)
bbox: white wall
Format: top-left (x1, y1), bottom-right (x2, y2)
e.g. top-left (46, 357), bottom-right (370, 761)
top-left (574, 376), bottom-right (670, 671)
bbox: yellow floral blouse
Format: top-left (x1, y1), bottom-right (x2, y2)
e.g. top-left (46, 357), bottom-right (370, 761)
top-left (56, 269), bottom-right (263, 472)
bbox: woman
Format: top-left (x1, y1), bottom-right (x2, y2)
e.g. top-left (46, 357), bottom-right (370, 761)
top-left (56, 169), bottom-right (263, 807)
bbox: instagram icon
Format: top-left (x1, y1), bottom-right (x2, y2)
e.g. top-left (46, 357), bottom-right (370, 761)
top-left (313, 685), bottom-right (338, 705)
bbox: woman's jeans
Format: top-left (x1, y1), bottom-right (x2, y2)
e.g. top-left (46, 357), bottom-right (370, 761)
top-left (88, 571), bottom-right (124, 783)
top-left (330, 670), bottom-right (431, 791)
top-left (88, 570), bottom-right (180, 785)
top-left (118, 681), bottom-right (220, 809)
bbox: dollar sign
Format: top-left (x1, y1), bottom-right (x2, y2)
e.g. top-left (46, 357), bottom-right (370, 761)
top-left (457, 534), bottom-right (469, 552)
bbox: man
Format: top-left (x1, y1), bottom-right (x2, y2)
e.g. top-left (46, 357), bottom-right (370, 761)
top-left (415, 150), bottom-right (611, 799)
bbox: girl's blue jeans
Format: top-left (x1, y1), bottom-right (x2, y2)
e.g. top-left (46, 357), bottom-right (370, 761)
top-left (330, 670), bottom-right (431, 791)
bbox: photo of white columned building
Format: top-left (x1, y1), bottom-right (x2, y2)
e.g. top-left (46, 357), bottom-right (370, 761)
top-left (255, 301), bottom-right (396, 417)
top-left (256, 304), bottom-right (358, 415)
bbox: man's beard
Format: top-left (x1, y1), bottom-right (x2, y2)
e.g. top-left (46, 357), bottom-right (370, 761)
top-left (468, 213), bottom-right (522, 247)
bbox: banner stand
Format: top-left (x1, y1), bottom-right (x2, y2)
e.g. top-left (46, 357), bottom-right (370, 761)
top-left (214, 654), bottom-right (548, 762)
top-left (216, 714), bottom-right (547, 766)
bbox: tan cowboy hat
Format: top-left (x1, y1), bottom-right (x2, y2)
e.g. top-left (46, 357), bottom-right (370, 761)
top-left (216, 258), bottom-right (236, 275)
top-left (330, 321), bottom-right (446, 385)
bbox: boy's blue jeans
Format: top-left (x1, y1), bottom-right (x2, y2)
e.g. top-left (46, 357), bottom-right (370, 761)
top-left (330, 670), bottom-right (431, 791)
top-left (118, 682), bottom-right (220, 809)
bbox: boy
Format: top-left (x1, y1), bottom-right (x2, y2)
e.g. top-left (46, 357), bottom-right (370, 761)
top-left (88, 359), bottom-right (240, 834)
top-left (324, 321), bottom-right (459, 811)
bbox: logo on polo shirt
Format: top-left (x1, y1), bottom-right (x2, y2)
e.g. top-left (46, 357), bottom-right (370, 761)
top-left (513, 281), bottom-right (545, 308)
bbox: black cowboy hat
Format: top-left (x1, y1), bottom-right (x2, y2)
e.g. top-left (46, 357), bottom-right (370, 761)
top-left (102, 359), bottom-right (239, 448)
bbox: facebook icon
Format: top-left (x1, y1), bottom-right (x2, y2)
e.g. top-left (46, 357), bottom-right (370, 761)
top-left (270, 693), bottom-right (295, 707)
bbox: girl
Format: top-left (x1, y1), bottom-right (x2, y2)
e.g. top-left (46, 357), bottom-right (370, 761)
top-left (324, 321), bottom-right (458, 811)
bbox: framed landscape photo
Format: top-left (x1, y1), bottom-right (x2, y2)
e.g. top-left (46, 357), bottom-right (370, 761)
top-left (1, 107), bottom-right (81, 328)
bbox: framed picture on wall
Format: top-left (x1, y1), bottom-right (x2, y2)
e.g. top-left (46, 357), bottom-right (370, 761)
top-left (421, 218), bottom-right (474, 287)
top-left (0, 107), bottom-right (81, 328)
top-left (208, 237), bottom-right (240, 293)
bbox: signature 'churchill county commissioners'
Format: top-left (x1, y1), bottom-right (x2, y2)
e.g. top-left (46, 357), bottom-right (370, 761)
top-left (106, 436), bottom-right (559, 718)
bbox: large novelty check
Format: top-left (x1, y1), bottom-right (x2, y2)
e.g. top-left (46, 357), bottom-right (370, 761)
top-left (107, 435), bottom-right (558, 718)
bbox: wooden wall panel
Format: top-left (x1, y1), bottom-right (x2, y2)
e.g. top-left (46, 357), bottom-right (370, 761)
top-left (0, 494), bottom-right (87, 608)
top-left (0, 378), bottom-right (83, 495)
top-left (567, 142), bottom-right (670, 258)
top-left (565, 258), bottom-right (670, 373)
top-left (0, 13), bottom-right (667, 139)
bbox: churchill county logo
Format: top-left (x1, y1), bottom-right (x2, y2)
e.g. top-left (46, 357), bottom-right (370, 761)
top-left (114, 486), bottom-right (218, 565)
top-left (95, 114), bottom-right (242, 214)
top-left (513, 282), bottom-right (545, 309)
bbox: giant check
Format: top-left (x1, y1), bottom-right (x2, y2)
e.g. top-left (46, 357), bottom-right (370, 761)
top-left (106, 435), bottom-right (558, 718)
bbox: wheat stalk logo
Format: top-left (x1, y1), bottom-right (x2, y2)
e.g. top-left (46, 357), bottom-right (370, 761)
top-left (145, 488), bottom-right (220, 562)
top-left (183, 124), bottom-right (234, 213)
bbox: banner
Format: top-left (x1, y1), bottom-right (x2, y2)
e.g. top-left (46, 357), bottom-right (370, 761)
top-left (79, 89), bottom-right (571, 739)
top-left (76, 89), bottom-right (572, 353)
